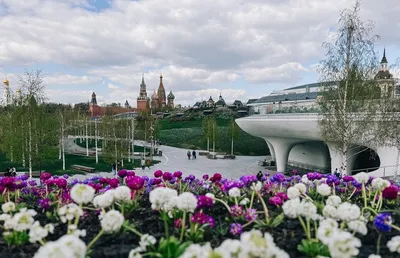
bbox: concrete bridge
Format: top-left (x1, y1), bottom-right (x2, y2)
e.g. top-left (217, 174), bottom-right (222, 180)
top-left (236, 113), bottom-right (399, 177)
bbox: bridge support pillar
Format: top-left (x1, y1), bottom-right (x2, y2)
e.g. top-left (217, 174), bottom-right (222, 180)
top-left (326, 143), bottom-right (343, 175)
top-left (266, 141), bottom-right (276, 161)
top-left (265, 138), bottom-right (302, 173)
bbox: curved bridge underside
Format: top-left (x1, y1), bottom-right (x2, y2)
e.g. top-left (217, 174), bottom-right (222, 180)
top-left (236, 114), bottom-right (397, 177)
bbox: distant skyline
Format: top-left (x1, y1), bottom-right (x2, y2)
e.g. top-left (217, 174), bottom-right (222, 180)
top-left (1, 0), bottom-right (400, 107)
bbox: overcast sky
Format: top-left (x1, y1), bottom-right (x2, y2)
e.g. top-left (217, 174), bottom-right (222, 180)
top-left (1, 0), bottom-right (399, 107)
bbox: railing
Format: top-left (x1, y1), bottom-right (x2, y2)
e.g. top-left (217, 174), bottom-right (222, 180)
top-left (286, 160), bottom-right (331, 174)
top-left (350, 164), bottom-right (400, 179)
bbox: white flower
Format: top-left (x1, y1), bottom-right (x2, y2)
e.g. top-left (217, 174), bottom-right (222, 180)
top-left (129, 247), bottom-right (144, 258)
top-left (282, 198), bottom-right (301, 218)
top-left (287, 187), bottom-right (301, 200)
top-left (317, 219), bottom-right (339, 245)
top-left (239, 198), bottom-right (250, 206)
top-left (70, 184), bottom-right (96, 204)
top-left (92, 193), bottom-right (114, 208)
top-left (149, 187), bottom-right (178, 211)
top-left (11, 208), bottom-right (37, 231)
top-left (57, 235), bottom-right (87, 258)
top-left (179, 243), bottom-right (213, 258)
top-left (317, 184), bottom-right (331, 196)
top-left (58, 203), bottom-right (83, 223)
top-left (139, 234), bottom-right (156, 250)
top-left (336, 202), bottom-right (361, 222)
top-left (214, 239), bottom-right (242, 257)
top-left (294, 183), bottom-right (307, 194)
top-left (45, 224), bottom-right (54, 234)
top-left (114, 186), bottom-right (132, 202)
top-left (387, 235), bottom-right (400, 253)
top-left (322, 205), bottom-right (338, 220)
top-left (228, 187), bottom-right (241, 198)
top-left (347, 220), bottom-right (368, 235)
top-left (328, 231), bottom-right (361, 258)
top-left (250, 182), bottom-right (262, 191)
top-left (301, 175), bottom-right (309, 184)
top-left (176, 192), bottom-right (198, 213)
top-left (371, 178), bottom-right (390, 191)
top-left (205, 193), bottom-right (215, 202)
top-left (68, 225), bottom-right (86, 237)
top-left (299, 200), bottom-right (317, 219)
top-left (368, 254), bottom-right (381, 258)
top-left (29, 221), bottom-right (49, 243)
top-left (326, 195), bottom-right (342, 207)
top-left (99, 210), bottom-right (125, 233)
top-left (33, 241), bottom-right (75, 258)
top-left (353, 172), bottom-right (369, 184)
top-left (0, 214), bottom-right (11, 221)
top-left (1, 201), bottom-right (16, 213)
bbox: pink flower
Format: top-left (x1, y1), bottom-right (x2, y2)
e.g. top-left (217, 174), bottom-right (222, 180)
top-left (268, 196), bottom-right (283, 206)
top-left (230, 205), bottom-right (244, 217)
top-left (276, 192), bottom-right (288, 201)
top-left (244, 208), bottom-right (258, 221)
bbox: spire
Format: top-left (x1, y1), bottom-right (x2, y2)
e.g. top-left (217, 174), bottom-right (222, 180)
top-left (381, 48), bottom-right (388, 64)
top-left (141, 73), bottom-right (145, 84)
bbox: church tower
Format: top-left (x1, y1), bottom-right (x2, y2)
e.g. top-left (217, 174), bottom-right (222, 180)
top-left (157, 74), bottom-right (166, 107)
top-left (3, 77), bottom-right (11, 106)
top-left (137, 74), bottom-right (150, 112)
top-left (167, 91), bottom-right (175, 108)
top-left (375, 48), bottom-right (395, 97)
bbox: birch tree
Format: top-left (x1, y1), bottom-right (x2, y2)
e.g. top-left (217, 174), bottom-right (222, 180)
top-left (318, 0), bottom-right (384, 174)
top-left (227, 119), bottom-right (241, 156)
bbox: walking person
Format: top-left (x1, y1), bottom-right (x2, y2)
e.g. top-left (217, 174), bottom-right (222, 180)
top-left (257, 171), bottom-right (263, 181)
top-left (146, 159), bottom-right (151, 169)
top-left (187, 150), bottom-right (191, 160)
top-left (192, 150), bottom-right (197, 159)
top-left (141, 158), bottom-right (146, 171)
top-left (111, 163), bottom-right (116, 176)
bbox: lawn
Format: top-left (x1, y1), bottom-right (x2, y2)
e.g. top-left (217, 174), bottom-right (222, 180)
top-left (0, 152), bottom-right (160, 176)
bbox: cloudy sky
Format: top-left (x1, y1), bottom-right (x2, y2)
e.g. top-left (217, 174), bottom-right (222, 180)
top-left (1, 0), bottom-right (399, 107)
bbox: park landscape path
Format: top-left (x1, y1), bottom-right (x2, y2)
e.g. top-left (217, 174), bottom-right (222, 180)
top-left (22, 138), bottom-right (268, 182)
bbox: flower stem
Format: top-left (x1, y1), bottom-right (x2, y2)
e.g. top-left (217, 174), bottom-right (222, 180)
top-left (376, 234), bottom-right (382, 255)
top-left (389, 223), bottom-right (400, 232)
top-left (298, 216), bottom-right (310, 240)
top-left (256, 192), bottom-right (269, 223)
top-left (214, 198), bottom-right (231, 212)
top-left (180, 211), bottom-right (186, 241)
top-left (249, 191), bottom-right (255, 209)
top-left (348, 188), bottom-right (357, 200)
top-left (87, 229), bottom-right (104, 250)
top-left (123, 224), bottom-right (143, 237)
top-left (362, 183), bottom-right (367, 208)
top-left (162, 213), bottom-right (169, 238)
top-left (361, 206), bottom-right (378, 217)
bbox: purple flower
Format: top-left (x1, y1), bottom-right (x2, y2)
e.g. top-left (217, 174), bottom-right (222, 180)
top-left (245, 208), bottom-right (258, 221)
top-left (173, 171), bottom-right (182, 178)
top-left (197, 195), bottom-right (214, 209)
top-left (373, 213), bottom-right (393, 232)
top-left (240, 175), bottom-right (257, 186)
top-left (162, 172), bottom-right (173, 181)
top-left (191, 212), bottom-right (215, 227)
top-left (230, 205), bottom-right (244, 217)
top-left (174, 218), bottom-right (183, 228)
top-left (270, 173), bottom-right (285, 183)
top-left (40, 172), bottom-right (52, 182)
top-left (342, 176), bottom-right (354, 182)
top-left (202, 174), bottom-right (209, 181)
top-left (63, 174), bottom-right (69, 179)
top-left (306, 172), bottom-right (323, 180)
top-left (230, 223), bottom-right (242, 235)
top-left (38, 198), bottom-right (51, 210)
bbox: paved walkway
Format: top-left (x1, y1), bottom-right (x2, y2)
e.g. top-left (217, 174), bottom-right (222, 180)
top-left (23, 139), bottom-right (268, 181)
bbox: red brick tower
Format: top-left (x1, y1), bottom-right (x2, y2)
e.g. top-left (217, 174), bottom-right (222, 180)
top-left (137, 74), bottom-right (150, 113)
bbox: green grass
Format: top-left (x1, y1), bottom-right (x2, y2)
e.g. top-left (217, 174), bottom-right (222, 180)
top-left (0, 152), bottom-right (160, 176)
top-left (155, 116), bottom-right (269, 156)
top-left (74, 139), bottom-right (146, 152)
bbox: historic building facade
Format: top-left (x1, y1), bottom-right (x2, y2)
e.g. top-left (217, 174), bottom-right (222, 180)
top-left (149, 74), bottom-right (175, 111)
top-left (89, 92), bottom-right (136, 117)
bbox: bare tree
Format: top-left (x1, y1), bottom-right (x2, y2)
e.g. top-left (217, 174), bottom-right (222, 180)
top-left (318, 0), bottom-right (387, 174)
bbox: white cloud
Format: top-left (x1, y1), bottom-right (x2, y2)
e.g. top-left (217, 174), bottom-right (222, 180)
top-left (1, 0), bottom-right (400, 104)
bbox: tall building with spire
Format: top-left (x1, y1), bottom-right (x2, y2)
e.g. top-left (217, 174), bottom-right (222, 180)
top-left (2, 77), bottom-right (11, 106)
top-left (375, 48), bottom-right (396, 97)
top-left (157, 74), bottom-right (166, 107)
top-left (137, 74), bottom-right (150, 112)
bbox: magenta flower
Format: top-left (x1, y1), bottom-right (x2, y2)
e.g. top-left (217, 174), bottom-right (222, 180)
top-left (118, 169), bottom-right (127, 178)
top-left (276, 192), bottom-right (288, 201)
top-left (40, 172), bottom-right (52, 182)
top-left (127, 171), bottom-right (136, 177)
top-left (230, 223), bottom-right (242, 235)
top-left (203, 174), bottom-right (209, 180)
top-left (126, 176), bottom-right (145, 190)
top-left (162, 172), bottom-right (173, 181)
top-left (174, 218), bottom-right (183, 228)
top-left (382, 185), bottom-right (399, 200)
top-left (268, 196), bottom-right (283, 206)
top-left (173, 171), bottom-right (182, 178)
top-left (109, 178), bottom-right (120, 188)
top-left (196, 195), bottom-right (214, 209)
top-left (154, 170), bottom-right (163, 178)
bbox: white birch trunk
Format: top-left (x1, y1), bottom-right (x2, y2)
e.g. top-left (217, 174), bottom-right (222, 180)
top-left (231, 137), bottom-right (234, 156)
top-left (212, 123), bottom-right (215, 158)
top-left (62, 133), bottom-right (66, 171)
top-left (59, 136), bottom-right (62, 159)
top-left (131, 118), bottom-right (135, 163)
top-left (121, 159), bottom-right (124, 167)
top-left (28, 121), bottom-right (32, 178)
top-left (207, 137), bottom-right (210, 152)
top-left (128, 125), bottom-right (131, 162)
top-left (85, 118), bottom-right (89, 156)
top-left (95, 119), bottom-right (98, 164)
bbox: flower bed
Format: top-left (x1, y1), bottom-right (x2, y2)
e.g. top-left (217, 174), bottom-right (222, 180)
top-left (0, 171), bottom-right (400, 258)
